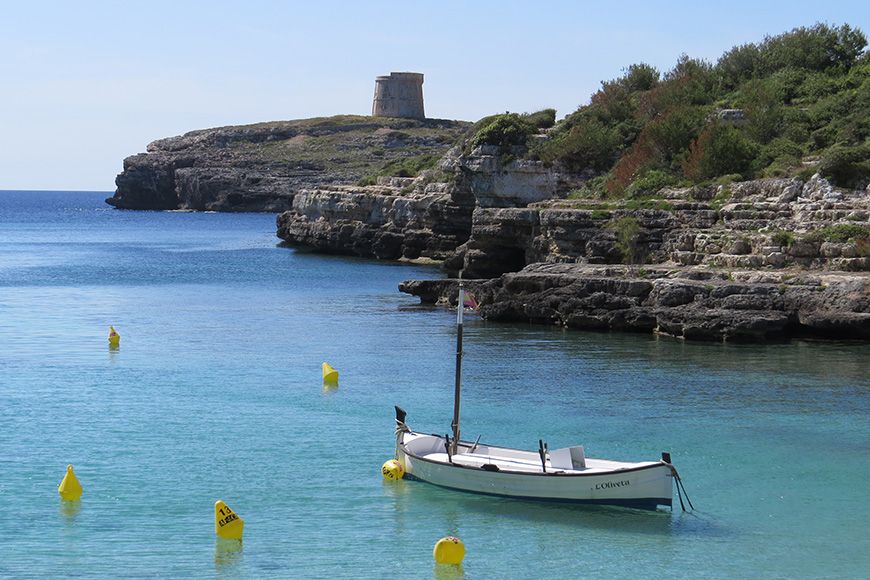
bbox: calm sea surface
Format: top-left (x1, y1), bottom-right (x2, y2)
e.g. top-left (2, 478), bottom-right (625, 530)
top-left (1, 190), bottom-right (868, 578)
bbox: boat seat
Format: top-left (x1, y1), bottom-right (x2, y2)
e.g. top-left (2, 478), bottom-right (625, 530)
top-left (550, 446), bottom-right (586, 470)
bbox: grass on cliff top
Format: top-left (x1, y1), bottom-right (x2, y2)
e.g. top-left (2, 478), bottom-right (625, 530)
top-left (217, 115), bottom-right (470, 182)
top-left (240, 115), bottom-right (467, 131)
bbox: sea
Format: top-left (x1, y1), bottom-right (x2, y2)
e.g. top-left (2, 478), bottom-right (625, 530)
top-left (1, 190), bottom-right (868, 579)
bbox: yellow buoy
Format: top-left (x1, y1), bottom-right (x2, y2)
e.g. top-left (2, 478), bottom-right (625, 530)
top-left (108, 326), bottom-right (120, 347)
top-left (433, 536), bottom-right (465, 565)
top-left (58, 464), bottom-right (83, 501)
top-left (215, 500), bottom-right (244, 541)
top-left (322, 362), bottom-right (339, 384)
top-left (381, 459), bottom-right (405, 481)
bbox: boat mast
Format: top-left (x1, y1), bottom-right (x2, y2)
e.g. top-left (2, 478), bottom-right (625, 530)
top-left (451, 280), bottom-right (464, 455)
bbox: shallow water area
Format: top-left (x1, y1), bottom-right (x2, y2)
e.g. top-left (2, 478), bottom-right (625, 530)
top-left (1, 191), bottom-right (869, 578)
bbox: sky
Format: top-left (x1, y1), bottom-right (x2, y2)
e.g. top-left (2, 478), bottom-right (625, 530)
top-left (1, 0), bottom-right (868, 191)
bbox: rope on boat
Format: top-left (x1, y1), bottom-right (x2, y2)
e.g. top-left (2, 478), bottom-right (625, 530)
top-left (669, 465), bottom-right (695, 512)
top-left (538, 439), bottom-right (548, 473)
top-left (444, 434), bottom-right (453, 464)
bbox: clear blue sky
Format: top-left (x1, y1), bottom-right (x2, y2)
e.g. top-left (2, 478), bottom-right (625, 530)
top-left (1, 0), bottom-right (868, 190)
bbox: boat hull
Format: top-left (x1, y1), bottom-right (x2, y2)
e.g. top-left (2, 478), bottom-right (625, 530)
top-left (397, 433), bottom-right (673, 511)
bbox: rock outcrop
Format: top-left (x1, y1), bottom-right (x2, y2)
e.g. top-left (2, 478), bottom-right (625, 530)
top-left (400, 265), bottom-right (870, 341)
top-left (276, 175), bottom-right (473, 261)
top-left (107, 116), bottom-right (470, 211)
top-left (448, 176), bottom-right (870, 279)
top-left (396, 168), bottom-right (869, 341)
top-left (274, 145), bottom-right (584, 261)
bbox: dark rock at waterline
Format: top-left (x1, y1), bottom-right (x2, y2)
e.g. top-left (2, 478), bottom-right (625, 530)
top-left (400, 264), bottom-right (870, 342)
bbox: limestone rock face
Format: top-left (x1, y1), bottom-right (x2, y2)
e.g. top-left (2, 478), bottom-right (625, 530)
top-left (273, 145), bottom-right (585, 262)
top-left (443, 145), bottom-right (584, 208)
top-left (400, 265), bottom-right (870, 341)
top-left (447, 175), bottom-right (870, 278)
top-left (276, 176), bottom-right (474, 261)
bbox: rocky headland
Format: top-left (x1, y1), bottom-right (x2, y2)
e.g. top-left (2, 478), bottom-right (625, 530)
top-left (106, 116), bottom-right (470, 211)
top-left (108, 24), bottom-right (870, 341)
top-left (110, 126), bottom-right (869, 341)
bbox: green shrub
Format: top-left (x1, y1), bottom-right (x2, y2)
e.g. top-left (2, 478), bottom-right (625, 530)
top-left (625, 170), bottom-right (682, 196)
top-left (620, 63), bottom-right (660, 91)
top-left (771, 230), bottom-right (795, 246)
top-left (805, 223), bottom-right (870, 243)
top-left (469, 113), bottom-right (535, 150)
top-left (766, 67), bottom-right (807, 103)
top-left (624, 198), bottom-right (673, 211)
top-left (534, 117), bottom-right (621, 172)
top-left (756, 137), bottom-right (804, 175)
top-left (357, 175), bottom-right (377, 186)
top-left (758, 23), bottom-right (867, 74)
top-left (608, 216), bottom-right (644, 264)
top-left (565, 175), bottom-right (609, 199)
top-left (780, 107), bottom-right (812, 143)
top-left (523, 109), bottom-right (557, 130)
top-left (377, 154), bottom-right (440, 178)
top-left (714, 174), bottom-right (744, 185)
top-left (797, 166), bottom-right (817, 181)
top-left (762, 158), bottom-right (801, 177)
top-left (818, 144), bottom-right (870, 188)
top-left (798, 72), bottom-right (844, 100)
top-left (716, 43), bottom-right (762, 89)
top-left (736, 79), bottom-right (784, 143)
top-left (683, 124), bottom-right (760, 180)
top-left (663, 55), bottom-right (718, 106)
top-left (640, 106), bottom-right (709, 165)
top-left (709, 186), bottom-right (733, 211)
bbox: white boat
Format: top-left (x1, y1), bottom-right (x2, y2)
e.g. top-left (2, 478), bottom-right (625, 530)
top-left (394, 284), bottom-right (692, 512)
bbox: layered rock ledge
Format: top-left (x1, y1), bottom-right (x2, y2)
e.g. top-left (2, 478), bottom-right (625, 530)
top-left (274, 145), bottom-right (870, 342)
top-left (400, 264), bottom-right (870, 341)
top-left (276, 176), bottom-right (474, 261)
top-left (449, 175), bottom-right (870, 278)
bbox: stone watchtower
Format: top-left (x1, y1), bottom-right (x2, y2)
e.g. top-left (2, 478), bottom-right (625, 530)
top-left (372, 72), bottom-right (425, 119)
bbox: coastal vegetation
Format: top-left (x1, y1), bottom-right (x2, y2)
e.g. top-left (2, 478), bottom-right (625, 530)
top-left (467, 23), bottom-right (870, 195)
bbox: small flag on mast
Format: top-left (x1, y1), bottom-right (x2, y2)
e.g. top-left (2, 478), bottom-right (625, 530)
top-left (463, 292), bottom-right (479, 311)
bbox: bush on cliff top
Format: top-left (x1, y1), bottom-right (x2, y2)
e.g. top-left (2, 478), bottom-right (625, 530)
top-left (518, 22), bottom-right (870, 193)
top-left (469, 113), bottom-right (535, 150)
top-left (463, 109), bottom-right (557, 155)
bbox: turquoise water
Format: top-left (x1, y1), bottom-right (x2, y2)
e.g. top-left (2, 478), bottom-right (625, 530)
top-left (1, 191), bottom-right (869, 578)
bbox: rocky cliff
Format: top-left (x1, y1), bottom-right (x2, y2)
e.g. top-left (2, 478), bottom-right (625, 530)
top-left (276, 176), bottom-right (474, 261)
top-left (110, 118), bottom-right (869, 341)
top-left (400, 265), bottom-right (870, 341)
top-left (449, 174), bottom-right (870, 278)
top-left (107, 116), bottom-right (470, 211)
top-left (274, 144), bottom-right (584, 261)
top-left (273, 142), bottom-right (868, 340)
